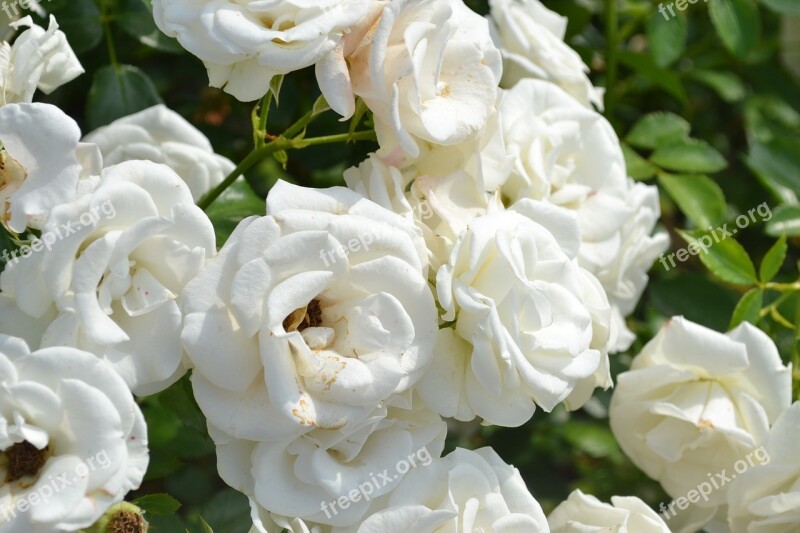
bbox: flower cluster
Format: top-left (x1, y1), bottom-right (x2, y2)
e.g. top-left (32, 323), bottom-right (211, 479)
top-left (1, 0), bottom-right (797, 532)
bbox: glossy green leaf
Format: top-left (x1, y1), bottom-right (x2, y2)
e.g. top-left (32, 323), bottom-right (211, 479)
top-left (623, 144), bottom-right (657, 179)
top-left (759, 234), bottom-right (788, 282)
top-left (658, 174), bottom-right (727, 227)
top-left (133, 494), bottom-right (181, 516)
top-left (627, 112), bottom-right (691, 149)
top-left (745, 139), bottom-right (800, 196)
top-left (651, 139), bottom-right (728, 173)
top-left (729, 288), bottom-right (763, 328)
top-left (765, 205), bottom-right (800, 237)
top-left (647, 11), bottom-right (688, 67)
top-left (709, 0), bottom-right (761, 58)
top-left (86, 65), bottom-right (163, 130)
top-left (679, 229), bottom-right (758, 285)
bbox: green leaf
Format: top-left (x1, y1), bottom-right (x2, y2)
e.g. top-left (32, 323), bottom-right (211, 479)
top-left (761, 0), bottom-right (800, 14)
top-left (729, 288), bottom-right (763, 328)
top-left (760, 234), bottom-right (788, 282)
top-left (617, 51), bottom-right (688, 104)
top-left (86, 65), bottom-right (162, 130)
top-left (709, 0), bottom-right (761, 58)
top-left (745, 139), bottom-right (800, 196)
top-left (626, 112), bottom-right (691, 149)
top-left (206, 179), bottom-right (266, 247)
top-left (133, 494), bottom-right (181, 516)
top-left (689, 70), bottom-right (746, 103)
top-left (766, 205), bottom-right (800, 237)
top-left (623, 144), bottom-right (657, 180)
top-left (117, 0), bottom-right (184, 52)
top-left (658, 174), bottom-right (727, 227)
top-left (647, 11), bottom-right (688, 67)
top-left (651, 139), bottom-right (728, 173)
top-left (46, 0), bottom-right (103, 53)
top-left (649, 274), bottom-right (739, 332)
top-left (679, 229), bottom-right (758, 285)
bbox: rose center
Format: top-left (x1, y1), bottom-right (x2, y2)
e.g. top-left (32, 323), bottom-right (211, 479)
top-left (283, 298), bottom-right (324, 332)
top-left (108, 509), bottom-right (147, 533)
top-left (3, 441), bottom-right (49, 483)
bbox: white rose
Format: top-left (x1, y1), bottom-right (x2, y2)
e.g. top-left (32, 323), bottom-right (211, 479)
top-left (727, 402), bottom-right (800, 531)
top-left (417, 200), bottom-right (611, 426)
top-left (0, 160), bottom-right (217, 396)
top-left (355, 447), bottom-right (548, 533)
top-left (499, 80), bottom-right (666, 351)
top-left (488, 0), bottom-right (602, 109)
top-left (609, 317), bottom-right (792, 522)
top-left (0, 335), bottom-right (148, 531)
top-left (350, 0), bottom-right (502, 157)
top-left (0, 103), bottom-right (85, 233)
top-left (344, 152), bottom-right (506, 274)
top-left (225, 400), bottom-right (445, 529)
top-left (0, 16), bottom-right (83, 106)
top-left (152, 0), bottom-right (381, 116)
top-left (548, 490), bottom-right (670, 532)
top-left (83, 104), bottom-right (235, 201)
top-left (182, 180), bottom-right (436, 437)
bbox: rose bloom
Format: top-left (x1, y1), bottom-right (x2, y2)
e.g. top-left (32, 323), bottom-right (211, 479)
top-left (548, 490), bottom-right (670, 532)
top-left (610, 317), bottom-right (792, 528)
top-left (0, 160), bottom-right (217, 396)
top-left (0, 103), bottom-right (89, 233)
top-left (417, 200), bottom-right (612, 426)
top-left (0, 335), bottom-right (148, 531)
top-left (83, 104), bottom-right (235, 201)
top-left (0, 16), bottom-right (83, 106)
top-left (355, 447), bottom-right (548, 533)
top-left (228, 400), bottom-right (446, 529)
top-left (498, 79), bottom-right (667, 352)
top-left (350, 0), bottom-right (502, 158)
top-left (152, 0), bottom-right (381, 116)
top-left (488, 0), bottom-right (602, 109)
top-left (344, 151), bottom-right (507, 274)
top-left (727, 402), bottom-right (800, 531)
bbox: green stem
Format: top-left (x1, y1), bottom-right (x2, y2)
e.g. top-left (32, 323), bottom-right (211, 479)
top-left (604, 0), bottom-right (619, 120)
top-left (99, 2), bottom-right (118, 68)
top-left (254, 92), bottom-right (273, 148)
top-left (764, 281), bottom-right (800, 292)
top-left (196, 130), bottom-right (376, 211)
